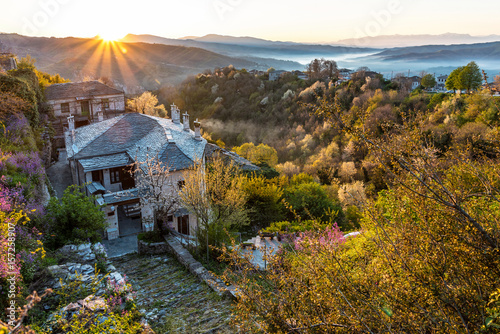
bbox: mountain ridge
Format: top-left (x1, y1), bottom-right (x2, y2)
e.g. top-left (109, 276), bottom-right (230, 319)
top-left (334, 33), bottom-right (500, 48)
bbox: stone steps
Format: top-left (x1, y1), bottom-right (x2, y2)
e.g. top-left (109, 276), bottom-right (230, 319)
top-left (111, 253), bottom-right (234, 333)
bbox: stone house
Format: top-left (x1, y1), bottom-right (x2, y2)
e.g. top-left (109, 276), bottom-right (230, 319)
top-left (436, 75), bottom-right (448, 91)
top-left (269, 70), bottom-right (288, 81)
top-left (64, 105), bottom-right (207, 240)
top-left (0, 53), bottom-right (17, 71)
top-left (46, 81), bottom-right (125, 129)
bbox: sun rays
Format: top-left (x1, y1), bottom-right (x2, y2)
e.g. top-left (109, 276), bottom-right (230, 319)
top-left (72, 37), bottom-right (141, 89)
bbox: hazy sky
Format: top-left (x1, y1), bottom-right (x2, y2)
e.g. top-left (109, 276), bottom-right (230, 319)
top-left (2, 0), bottom-right (499, 43)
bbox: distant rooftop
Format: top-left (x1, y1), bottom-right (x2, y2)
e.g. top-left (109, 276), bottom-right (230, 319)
top-left (0, 53), bottom-right (17, 71)
top-left (45, 81), bottom-right (124, 100)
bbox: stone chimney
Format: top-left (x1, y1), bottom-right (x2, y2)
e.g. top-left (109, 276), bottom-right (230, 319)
top-left (68, 115), bottom-right (75, 132)
top-left (183, 112), bottom-right (190, 131)
top-left (194, 119), bottom-right (202, 141)
top-left (171, 104), bottom-right (181, 124)
top-left (67, 115), bottom-right (75, 141)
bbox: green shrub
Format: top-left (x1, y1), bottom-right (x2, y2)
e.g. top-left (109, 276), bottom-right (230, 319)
top-left (45, 185), bottom-right (106, 249)
top-left (262, 219), bottom-right (330, 234)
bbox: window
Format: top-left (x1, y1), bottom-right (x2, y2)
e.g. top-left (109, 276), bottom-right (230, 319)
top-left (81, 101), bottom-right (90, 115)
top-left (92, 170), bottom-right (104, 185)
top-left (61, 103), bottom-right (70, 113)
top-left (102, 98), bottom-right (110, 109)
top-left (110, 167), bottom-right (121, 184)
top-left (178, 180), bottom-right (185, 190)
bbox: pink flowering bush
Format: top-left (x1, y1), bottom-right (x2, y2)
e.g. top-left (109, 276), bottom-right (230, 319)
top-left (0, 120), bottom-right (47, 313)
top-left (293, 223), bottom-right (346, 252)
top-left (105, 275), bottom-right (136, 311)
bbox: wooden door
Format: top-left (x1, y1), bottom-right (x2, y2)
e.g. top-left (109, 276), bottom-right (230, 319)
top-left (177, 215), bottom-right (189, 235)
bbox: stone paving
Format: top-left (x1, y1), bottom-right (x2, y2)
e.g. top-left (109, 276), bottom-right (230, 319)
top-left (111, 253), bottom-right (234, 333)
top-left (102, 234), bottom-right (139, 258)
top-left (46, 149), bottom-right (73, 198)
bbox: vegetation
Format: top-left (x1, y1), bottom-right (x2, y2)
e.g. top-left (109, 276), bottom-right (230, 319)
top-left (44, 185), bottom-right (106, 249)
top-left (445, 61), bottom-right (483, 93)
top-left (421, 73), bottom-right (436, 90)
top-left (129, 154), bottom-right (181, 234)
top-left (180, 155), bottom-right (249, 259)
top-left (127, 91), bottom-right (167, 117)
top-left (218, 91), bottom-right (500, 333)
top-left (0, 60), bottom-right (54, 316)
top-left (0, 57), bottom-right (144, 332)
top-left (153, 61), bottom-right (500, 332)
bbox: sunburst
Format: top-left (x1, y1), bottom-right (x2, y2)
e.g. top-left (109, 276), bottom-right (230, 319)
top-left (98, 32), bottom-right (124, 43)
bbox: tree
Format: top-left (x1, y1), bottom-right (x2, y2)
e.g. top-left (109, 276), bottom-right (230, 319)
top-left (420, 73), bottom-right (436, 90)
top-left (232, 142), bottom-right (278, 167)
top-left (445, 66), bottom-right (464, 91)
top-left (460, 61), bottom-right (482, 93)
top-left (16, 55), bottom-right (36, 71)
top-left (306, 58), bottom-right (338, 81)
top-left (284, 181), bottom-right (344, 224)
top-left (322, 59), bottom-right (338, 80)
top-left (129, 153), bottom-right (180, 234)
top-left (242, 175), bottom-right (285, 229)
top-left (494, 74), bottom-right (500, 91)
top-left (180, 155), bottom-right (248, 259)
top-left (127, 91), bottom-right (167, 117)
top-left (446, 62), bottom-right (482, 93)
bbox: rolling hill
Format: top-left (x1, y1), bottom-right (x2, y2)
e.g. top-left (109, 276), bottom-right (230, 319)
top-left (0, 33), bottom-right (263, 90)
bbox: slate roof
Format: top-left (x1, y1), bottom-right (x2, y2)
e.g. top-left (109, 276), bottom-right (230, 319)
top-left (159, 143), bottom-right (194, 172)
top-left (79, 153), bottom-right (132, 173)
top-left (45, 81), bottom-right (124, 101)
top-left (103, 189), bottom-right (139, 204)
top-left (65, 113), bottom-right (207, 173)
top-left (86, 182), bottom-right (106, 195)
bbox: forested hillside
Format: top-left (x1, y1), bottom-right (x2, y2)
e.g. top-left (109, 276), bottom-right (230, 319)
top-left (159, 64), bottom-right (500, 196)
top-left (195, 64), bottom-right (500, 332)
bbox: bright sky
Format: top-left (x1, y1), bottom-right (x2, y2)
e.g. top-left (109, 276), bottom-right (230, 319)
top-left (2, 0), bottom-right (499, 43)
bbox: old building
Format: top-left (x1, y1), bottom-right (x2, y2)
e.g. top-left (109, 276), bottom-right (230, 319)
top-left (64, 105), bottom-right (205, 239)
top-left (46, 81), bottom-right (125, 129)
top-left (436, 75), bottom-right (448, 91)
top-left (0, 53), bottom-right (17, 71)
top-left (64, 103), bottom-right (258, 240)
top-left (269, 70), bottom-right (288, 81)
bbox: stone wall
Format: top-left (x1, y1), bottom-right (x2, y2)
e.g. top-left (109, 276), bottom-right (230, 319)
top-left (162, 235), bottom-right (238, 300)
top-left (137, 239), bottom-right (169, 255)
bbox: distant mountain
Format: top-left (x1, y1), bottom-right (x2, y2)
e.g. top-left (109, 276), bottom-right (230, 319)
top-left (0, 33), bottom-right (261, 90)
top-left (191, 34), bottom-right (287, 46)
top-left (121, 34), bottom-right (378, 63)
top-left (335, 33), bottom-right (500, 48)
top-left (372, 41), bottom-right (500, 61)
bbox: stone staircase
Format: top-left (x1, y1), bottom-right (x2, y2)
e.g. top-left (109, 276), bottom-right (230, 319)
top-left (111, 253), bottom-right (234, 333)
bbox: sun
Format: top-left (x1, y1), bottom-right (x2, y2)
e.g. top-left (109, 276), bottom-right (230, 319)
top-left (98, 32), bottom-right (124, 42)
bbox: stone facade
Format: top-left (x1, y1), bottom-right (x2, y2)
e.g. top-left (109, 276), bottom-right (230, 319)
top-left (49, 94), bottom-right (125, 118)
